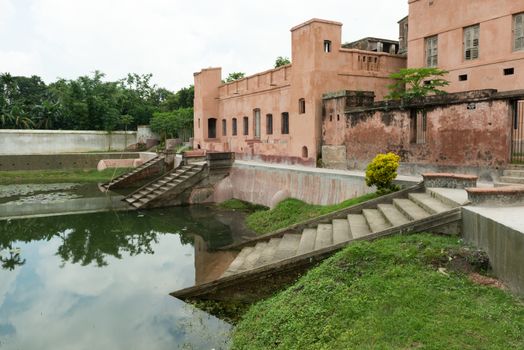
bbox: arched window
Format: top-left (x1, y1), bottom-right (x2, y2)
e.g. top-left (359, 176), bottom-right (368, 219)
top-left (232, 118), bottom-right (238, 136)
top-left (208, 118), bottom-right (217, 139)
top-left (299, 98), bottom-right (306, 114)
top-left (302, 146), bottom-right (308, 158)
top-left (281, 112), bottom-right (289, 134)
top-left (324, 40), bottom-right (332, 53)
top-left (266, 114), bottom-right (273, 135)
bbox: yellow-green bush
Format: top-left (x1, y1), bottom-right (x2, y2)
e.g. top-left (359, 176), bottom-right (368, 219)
top-left (365, 152), bottom-right (401, 193)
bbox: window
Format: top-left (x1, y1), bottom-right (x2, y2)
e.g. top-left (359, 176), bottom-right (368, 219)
top-left (514, 13), bottom-right (524, 51)
top-left (281, 112), bottom-right (289, 134)
top-left (232, 118), bottom-right (237, 136)
top-left (324, 40), bottom-right (331, 53)
top-left (243, 116), bottom-right (249, 136)
top-left (464, 25), bottom-right (480, 60)
top-left (425, 36), bottom-right (438, 67)
top-left (459, 74), bottom-right (468, 81)
top-left (298, 98), bottom-right (306, 114)
top-left (266, 114), bottom-right (273, 135)
top-left (253, 109), bottom-right (261, 138)
top-left (302, 146), bottom-right (308, 158)
top-left (504, 68), bottom-right (515, 76)
top-left (208, 118), bottom-right (217, 139)
top-left (222, 119), bottom-right (227, 136)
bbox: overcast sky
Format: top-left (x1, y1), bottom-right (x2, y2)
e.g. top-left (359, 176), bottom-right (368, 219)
top-left (0, 0), bottom-right (408, 91)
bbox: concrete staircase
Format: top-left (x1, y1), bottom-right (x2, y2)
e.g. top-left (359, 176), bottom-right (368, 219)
top-left (123, 163), bottom-right (205, 209)
top-left (220, 188), bottom-right (457, 278)
top-left (496, 165), bottom-right (524, 187)
top-left (101, 155), bottom-right (165, 191)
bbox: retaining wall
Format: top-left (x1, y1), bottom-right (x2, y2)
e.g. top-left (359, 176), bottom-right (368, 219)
top-left (217, 162), bottom-right (418, 207)
top-left (462, 207), bottom-right (524, 295)
top-left (0, 152), bottom-right (143, 171)
top-left (0, 129), bottom-right (137, 155)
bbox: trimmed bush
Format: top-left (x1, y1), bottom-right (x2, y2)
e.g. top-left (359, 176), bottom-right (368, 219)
top-left (365, 152), bottom-right (401, 193)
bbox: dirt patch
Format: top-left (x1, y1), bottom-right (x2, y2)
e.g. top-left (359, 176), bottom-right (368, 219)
top-left (468, 272), bottom-right (506, 290)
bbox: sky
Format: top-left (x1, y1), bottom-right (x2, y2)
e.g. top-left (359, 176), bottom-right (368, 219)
top-left (0, 0), bottom-right (408, 91)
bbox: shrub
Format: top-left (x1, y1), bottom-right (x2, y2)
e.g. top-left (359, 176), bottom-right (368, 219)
top-left (365, 152), bottom-right (401, 193)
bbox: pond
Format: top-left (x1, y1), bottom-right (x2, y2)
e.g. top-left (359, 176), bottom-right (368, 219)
top-left (0, 203), bottom-right (254, 349)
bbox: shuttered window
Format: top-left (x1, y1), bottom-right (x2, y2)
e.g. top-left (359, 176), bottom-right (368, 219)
top-left (515, 13), bottom-right (524, 51)
top-left (425, 36), bottom-right (438, 67)
top-left (464, 25), bottom-right (480, 60)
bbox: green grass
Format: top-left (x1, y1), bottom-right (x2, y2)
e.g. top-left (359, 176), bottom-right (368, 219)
top-left (232, 234), bottom-right (524, 349)
top-left (218, 199), bottom-right (268, 212)
top-left (245, 193), bottom-right (379, 235)
top-left (0, 168), bottom-right (133, 184)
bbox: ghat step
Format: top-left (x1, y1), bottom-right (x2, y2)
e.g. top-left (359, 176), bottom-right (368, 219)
top-left (101, 155), bottom-right (165, 190)
top-left (220, 188), bottom-right (455, 278)
top-left (122, 163), bottom-right (205, 209)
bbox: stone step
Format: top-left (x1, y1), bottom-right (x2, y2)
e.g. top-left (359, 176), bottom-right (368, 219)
top-left (315, 224), bottom-right (333, 250)
top-left (499, 176), bottom-right (524, 185)
top-left (296, 228), bottom-right (317, 255)
top-left (222, 247), bottom-right (255, 277)
top-left (274, 234), bottom-right (301, 261)
top-left (503, 169), bottom-right (524, 177)
top-left (425, 188), bottom-right (468, 207)
top-left (507, 164), bottom-right (524, 170)
top-left (393, 199), bottom-right (430, 221)
top-left (347, 214), bottom-right (371, 238)
top-left (332, 219), bottom-right (351, 244)
top-left (362, 209), bottom-right (392, 233)
top-left (408, 193), bottom-right (453, 214)
top-left (493, 182), bottom-right (524, 188)
top-left (377, 204), bottom-right (411, 227)
top-left (254, 238), bottom-right (281, 267)
top-left (239, 242), bottom-right (268, 271)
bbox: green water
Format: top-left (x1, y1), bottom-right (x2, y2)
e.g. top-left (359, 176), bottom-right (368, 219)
top-left (0, 205), bottom-right (252, 349)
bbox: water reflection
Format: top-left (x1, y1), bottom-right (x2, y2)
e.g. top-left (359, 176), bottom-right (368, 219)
top-left (0, 206), bottom-right (252, 349)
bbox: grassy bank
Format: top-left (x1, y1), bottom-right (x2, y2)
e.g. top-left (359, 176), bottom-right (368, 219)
top-left (244, 192), bottom-right (378, 234)
top-left (0, 168), bottom-right (132, 184)
top-left (232, 233), bottom-right (524, 349)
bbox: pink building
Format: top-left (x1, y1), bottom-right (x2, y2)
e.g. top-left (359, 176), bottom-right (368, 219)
top-left (193, 19), bottom-right (405, 165)
top-left (407, 0), bottom-right (524, 92)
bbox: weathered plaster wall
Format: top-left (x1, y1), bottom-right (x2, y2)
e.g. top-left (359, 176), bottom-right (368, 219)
top-left (193, 18), bottom-right (406, 167)
top-left (322, 92), bottom-right (512, 175)
top-left (0, 129), bottom-right (137, 155)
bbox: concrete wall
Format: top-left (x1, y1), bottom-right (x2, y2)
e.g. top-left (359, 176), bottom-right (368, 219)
top-left (218, 162), bottom-right (416, 207)
top-left (0, 129), bottom-right (137, 155)
top-left (408, 0), bottom-right (524, 93)
top-left (136, 125), bottom-right (159, 144)
top-left (322, 90), bottom-right (514, 178)
top-left (0, 152), bottom-right (142, 171)
top-left (462, 207), bottom-right (524, 295)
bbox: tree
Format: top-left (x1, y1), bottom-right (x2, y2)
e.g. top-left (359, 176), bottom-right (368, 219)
top-left (365, 152), bottom-right (401, 194)
top-left (150, 107), bottom-right (194, 142)
top-left (274, 56), bottom-right (291, 68)
top-left (386, 67), bottom-right (449, 100)
top-left (224, 72), bottom-right (246, 83)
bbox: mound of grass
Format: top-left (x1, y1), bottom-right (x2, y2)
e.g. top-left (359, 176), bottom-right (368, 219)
top-left (246, 193), bottom-right (378, 234)
top-left (232, 234), bottom-right (524, 349)
top-left (218, 199), bottom-right (268, 212)
top-left (0, 168), bottom-right (132, 184)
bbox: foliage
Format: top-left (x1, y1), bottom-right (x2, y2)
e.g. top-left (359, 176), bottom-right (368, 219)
top-left (386, 67), bottom-right (450, 100)
top-left (365, 152), bottom-right (401, 193)
top-left (0, 70), bottom-right (194, 131)
top-left (232, 234), bottom-right (524, 349)
top-left (274, 56), bottom-right (291, 68)
top-left (246, 193), bottom-right (378, 235)
top-left (150, 107), bottom-right (193, 140)
top-left (0, 168), bottom-right (132, 185)
top-left (224, 72), bottom-right (246, 83)
top-left (218, 199), bottom-right (268, 212)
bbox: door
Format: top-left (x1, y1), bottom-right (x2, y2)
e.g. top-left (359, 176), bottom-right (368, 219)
top-left (511, 100), bottom-right (524, 164)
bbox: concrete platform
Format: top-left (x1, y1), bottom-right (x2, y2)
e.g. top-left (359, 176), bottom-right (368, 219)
top-left (464, 206), bottom-right (524, 233)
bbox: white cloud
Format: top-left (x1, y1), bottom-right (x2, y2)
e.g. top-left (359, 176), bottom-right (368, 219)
top-left (0, 0), bottom-right (408, 90)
